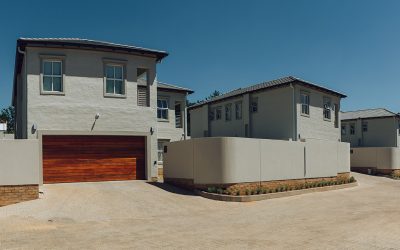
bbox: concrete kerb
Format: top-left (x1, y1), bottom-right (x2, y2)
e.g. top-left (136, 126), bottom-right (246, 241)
top-left (195, 181), bottom-right (358, 202)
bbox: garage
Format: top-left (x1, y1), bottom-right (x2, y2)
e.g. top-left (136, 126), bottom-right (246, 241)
top-left (42, 135), bottom-right (146, 183)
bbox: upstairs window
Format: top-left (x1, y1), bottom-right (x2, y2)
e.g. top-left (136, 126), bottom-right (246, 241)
top-left (341, 124), bottom-right (347, 135)
top-left (105, 65), bottom-right (125, 95)
top-left (209, 108), bottom-right (215, 121)
top-left (235, 101), bottom-right (242, 120)
top-left (225, 104), bottom-right (232, 121)
top-left (362, 121), bottom-right (368, 132)
top-left (157, 98), bottom-right (169, 120)
top-left (251, 98), bottom-right (258, 113)
top-left (43, 60), bottom-right (63, 92)
top-left (216, 107), bottom-right (222, 120)
top-left (300, 92), bottom-right (310, 115)
top-left (350, 123), bottom-right (355, 135)
top-left (323, 97), bottom-right (331, 120)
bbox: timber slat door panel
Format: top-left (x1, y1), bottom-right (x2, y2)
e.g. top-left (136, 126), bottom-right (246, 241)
top-left (43, 135), bottom-right (146, 183)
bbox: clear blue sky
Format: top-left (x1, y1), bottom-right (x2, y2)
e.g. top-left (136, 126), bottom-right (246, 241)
top-left (0, 0), bottom-right (399, 112)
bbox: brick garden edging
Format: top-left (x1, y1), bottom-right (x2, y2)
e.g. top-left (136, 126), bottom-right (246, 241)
top-left (196, 182), bottom-right (358, 202)
top-left (0, 185), bottom-right (39, 206)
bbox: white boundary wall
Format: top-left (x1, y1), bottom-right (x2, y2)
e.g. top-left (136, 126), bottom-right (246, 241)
top-left (164, 137), bottom-right (350, 184)
top-left (351, 147), bottom-right (400, 170)
top-left (0, 140), bottom-right (39, 185)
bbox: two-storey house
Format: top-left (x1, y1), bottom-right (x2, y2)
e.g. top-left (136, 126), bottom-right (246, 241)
top-left (189, 76), bottom-right (346, 141)
top-left (12, 38), bottom-right (192, 183)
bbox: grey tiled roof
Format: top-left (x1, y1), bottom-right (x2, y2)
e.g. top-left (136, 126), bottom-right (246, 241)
top-left (341, 108), bottom-right (399, 120)
top-left (189, 76), bottom-right (346, 109)
top-left (17, 37), bottom-right (168, 60)
top-left (157, 81), bottom-right (193, 94)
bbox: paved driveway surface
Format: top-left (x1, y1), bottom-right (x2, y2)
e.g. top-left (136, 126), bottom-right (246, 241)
top-left (1, 173), bottom-right (400, 249)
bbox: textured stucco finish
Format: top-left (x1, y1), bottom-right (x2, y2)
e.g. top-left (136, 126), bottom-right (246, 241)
top-left (189, 84), bottom-right (342, 141)
top-left (351, 147), bottom-right (400, 170)
top-left (0, 140), bottom-right (39, 185)
top-left (342, 117), bottom-right (399, 147)
top-left (164, 137), bottom-right (350, 185)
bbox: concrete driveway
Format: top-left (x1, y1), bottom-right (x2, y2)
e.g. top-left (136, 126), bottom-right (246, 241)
top-left (1, 173), bottom-right (400, 249)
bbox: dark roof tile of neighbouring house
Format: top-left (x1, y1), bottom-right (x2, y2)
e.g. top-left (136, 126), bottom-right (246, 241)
top-left (341, 108), bottom-right (400, 120)
top-left (189, 76), bottom-right (347, 109)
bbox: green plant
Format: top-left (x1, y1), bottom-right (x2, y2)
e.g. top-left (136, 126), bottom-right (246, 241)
top-left (207, 187), bottom-right (217, 193)
top-left (217, 188), bottom-right (223, 194)
top-left (262, 188), bottom-right (267, 194)
top-left (236, 190), bottom-right (240, 196)
top-left (245, 189), bottom-right (250, 195)
top-left (349, 176), bottom-right (355, 183)
top-left (256, 187), bottom-right (262, 195)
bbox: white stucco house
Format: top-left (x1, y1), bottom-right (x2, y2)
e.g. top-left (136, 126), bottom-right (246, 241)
top-left (189, 76), bottom-right (346, 142)
top-left (12, 38), bottom-right (192, 183)
top-left (341, 108), bottom-right (400, 147)
top-left (341, 108), bottom-right (400, 175)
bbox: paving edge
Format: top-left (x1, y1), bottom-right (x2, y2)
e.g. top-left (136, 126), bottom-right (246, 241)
top-left (195, 182), bottom-right (359, 202)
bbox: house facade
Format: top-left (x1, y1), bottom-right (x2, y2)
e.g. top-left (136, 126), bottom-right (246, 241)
top-left (13, 38), bottom-right (192, 183)
top-left (189, 76), bottom-right (346, 142)
top-left (341, 109), bottom-right (400, 147)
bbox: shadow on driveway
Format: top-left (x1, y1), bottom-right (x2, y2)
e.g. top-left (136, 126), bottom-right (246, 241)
top-left (147, 182), bottom-right (197, 196)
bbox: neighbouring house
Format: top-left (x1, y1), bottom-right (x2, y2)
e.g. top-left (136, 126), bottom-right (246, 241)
top-left (164, 76), bottom-right (351, 191)
top-left (12, 38), bottom-right (192, 184)
top-left (341, 108), bottom-right (400, 175)
top-left (341, 108), bottom-right (400, 147)
top-left (189, 76), bottom-right (346, 141)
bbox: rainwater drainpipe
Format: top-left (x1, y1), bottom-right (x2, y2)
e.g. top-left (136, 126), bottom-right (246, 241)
top-left (184, 93), bottom-right (188, 140)
top-left (17, 46), bottom-right (27, 138)
top-left (290, 83), bottom-right (297, 141)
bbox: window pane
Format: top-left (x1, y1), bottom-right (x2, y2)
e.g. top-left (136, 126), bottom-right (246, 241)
top-left (44, 62), bottom-right (52, 75)
top-left (106, 66), bottom-right (114, 78)
top-left (53, 62), bottom-right (62, 76)
top-left (157, 109), bottom-right (161, 119)
top-left (53, 77), bottom-right (62, 92)
top-left (106, 80), bottom-right (114, 93)
top-left (115, 66), bottom-right (123, 79)
top-left (157, 100), bottom-right (162, 108)
top-left (162, 110), bottom-right (168, 119)
top-left (163, 100), bottom-right (168, 108)
top-left (114, 80), bottom-right (123, 94)
top-left (43, 76), bottom-right (52, 91)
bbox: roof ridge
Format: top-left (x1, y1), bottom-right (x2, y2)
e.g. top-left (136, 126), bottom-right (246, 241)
top-left (342, 107), bottom-right (392, 113)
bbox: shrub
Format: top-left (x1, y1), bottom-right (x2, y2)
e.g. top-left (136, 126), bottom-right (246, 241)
top-left (236, 190), bottom-right (240, 196)
top-left (217, 188), bottom-right (223, 194)
top-left (207, 187), bottom-right (217, 193)
top-left (245, 189), bottom-right (250, 195)
top-left (262, 188), bottom-right (267, 194)
top-left (275, 187), bottom-right (280, 193)
top-left (349, 176), bottom-right (355, 183)
top-left (256, 187), bottom-right (262, 195)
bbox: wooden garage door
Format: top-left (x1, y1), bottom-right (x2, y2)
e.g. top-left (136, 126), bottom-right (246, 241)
top-left (43, 135), bottom-right (146, 183)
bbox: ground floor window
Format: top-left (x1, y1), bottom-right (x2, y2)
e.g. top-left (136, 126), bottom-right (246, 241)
top-left (157, 139), bottom-right (170, 163)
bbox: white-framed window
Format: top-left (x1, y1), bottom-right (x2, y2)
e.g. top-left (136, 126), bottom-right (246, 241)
top-left (105, 64), bottom-right (125, 95)
top-left (42, 60), bottom-right (63, 92)
top-left (341, 124), bottom-right (347, 135)
top-left (235, 101), bottom-right (242, 120)
top-left (323, 97), bottom-right (331, 120)
top-left (350, 123), bottom-right (355, 135)
top-left (362, 121), bottom-right (368, 132)
top-left (225, 104), bottom-right (232, 121)
top-left (216, 106), bottom-right (222, 120)
top-left (157, 139), bottom-right (170, 163)
top-left (300, 92), bottom-right (310, 115)
top-left (251, 98), bottom-right (258, 113)
top-left (157, 98), bottom-right (169, 120)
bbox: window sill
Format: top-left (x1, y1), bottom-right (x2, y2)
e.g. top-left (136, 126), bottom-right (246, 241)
top-left (157, 119), bottom-right (169, 122)
top-left (104, 94), bottom-right (127, 99)
top-left (41, 91), bottom-right (65, 96)
top-left (301, 113), bottom-right (310, 118)
top-left (323, 118), bottom-right (332, 122)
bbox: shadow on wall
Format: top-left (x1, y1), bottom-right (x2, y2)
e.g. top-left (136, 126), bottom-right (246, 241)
top-left (146, 182), bottom-right (197, 196)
